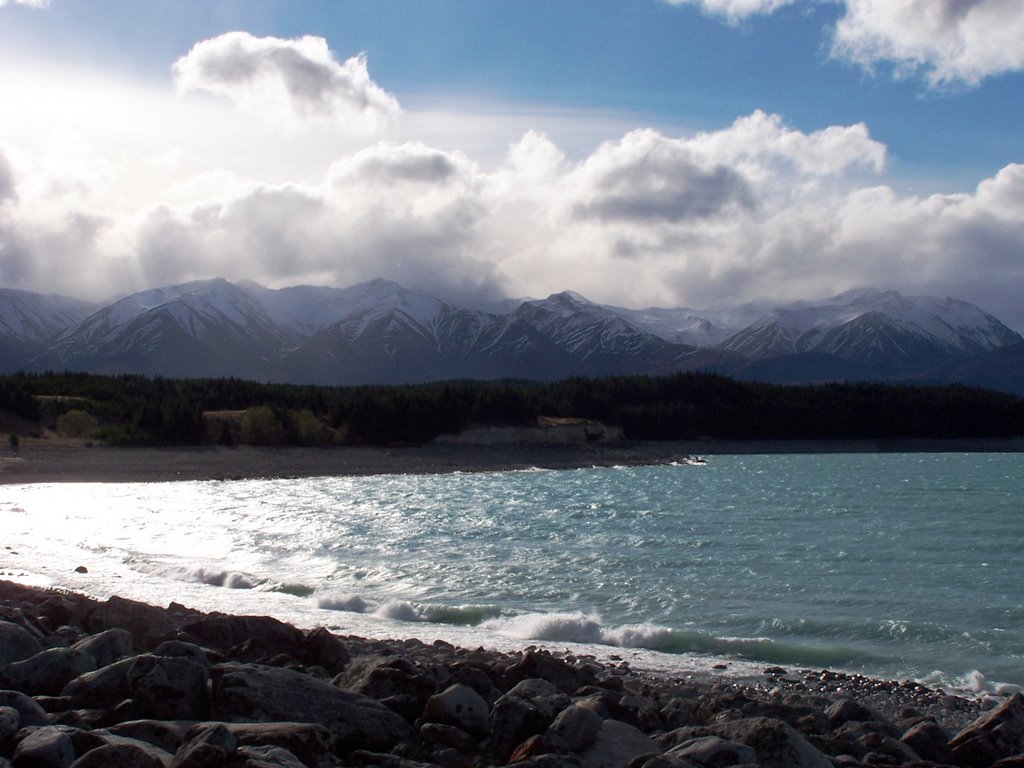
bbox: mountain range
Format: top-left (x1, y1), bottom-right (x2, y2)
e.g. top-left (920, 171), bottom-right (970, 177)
top-left (1, 278), bottom-right (1022, 394)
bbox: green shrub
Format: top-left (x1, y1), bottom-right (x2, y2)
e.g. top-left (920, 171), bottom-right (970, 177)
top-left (56, 409), bottom-right (100, 438)
top-left (240, 405), bottom-right (285, 446)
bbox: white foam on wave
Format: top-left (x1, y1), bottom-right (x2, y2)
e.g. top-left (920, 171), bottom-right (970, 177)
top-left (480, 611), bottom-right (676, 650)
top-left (375, 600), bottom-right (426, 622)
top-left (318, 593), bottom-right (373, 613)
top-left (135, 564), bottom-right (260, 590)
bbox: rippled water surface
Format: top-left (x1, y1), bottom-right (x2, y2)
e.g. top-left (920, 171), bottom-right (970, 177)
top-left (3, 453), bottom-right (1022, 692)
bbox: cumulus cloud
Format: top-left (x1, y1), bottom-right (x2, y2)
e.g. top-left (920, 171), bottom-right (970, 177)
top-left (832, 0), bottom-right (1024, 87)
top-left (173, 32), bottom-right (400, 130)
top-left (0, 0), bottom-right (50, 7)
top-left (571, 130), bottom-right (757, 223)
top-left (666, 0), bottom-right (1024, 86)
top-left (2, 110), bottom-right (1023, 325)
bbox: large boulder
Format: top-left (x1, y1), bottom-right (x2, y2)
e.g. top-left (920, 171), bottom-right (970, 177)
top-left (577, 719), bottom-right (660, 768)
top-left (74, 597), bottom-right (178, 652)
top-left (548, 704), bottom-right (604, 753)
top-left (0, 622), bottom-right (41, 667)
top-left (11, 727), bottom-right (76, 768)
top-left (505, 652), bottom-right (597, 696)
top-left (666, 735), bottom-right (756, 767)
top-left (61, 657), bottom-right (135, 711)
top-left (66, 743), bottom-right (167, 768)
top-left (950, 692), bottom-right (1024, 768)
top-left (488, 678), bottom-right (572, 760)
top-left (900, 719), bottom-right (955, 765)
top-left (709, 717), bottom-right (832, 768)
top-left (0, 705), bottom-right (20, 744)
top-left (125, 655), bottom-right (210, 721)
top-left (72, 629), bottom-right (133, 669)
top-left (184, 722), bottom-right (334, 766)
top-left (168, 722), bottom-right (236, 768)
top-left (422, 684), bottom-right (490, 738)
top-left (2, 648), bottom-right (96, 696)
top-left (210, 663), bottom-right (412, 753)
top-left (177, 616), bottom-right (304, 662)
top-left (105, 721), bottom-right (190, 755)
top-left (0, 690), bottom-right (48, 728)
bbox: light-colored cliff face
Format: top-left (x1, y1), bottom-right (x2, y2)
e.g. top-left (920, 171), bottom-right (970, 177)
top-left (434, 422), bottom-right (624, 446)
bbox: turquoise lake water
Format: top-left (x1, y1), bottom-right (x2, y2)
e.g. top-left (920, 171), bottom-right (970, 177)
top-left (2, 452), bottom-right (1021, 692)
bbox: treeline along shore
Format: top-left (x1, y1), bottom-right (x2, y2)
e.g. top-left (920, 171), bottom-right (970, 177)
top-left (2, 371), bottom-right (1023, 449)
top-left (1, 579), bottom-right (1022, 768)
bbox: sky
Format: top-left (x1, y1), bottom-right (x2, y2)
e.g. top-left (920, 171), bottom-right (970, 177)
top-left (1, 0), bottom-right (1023, 327)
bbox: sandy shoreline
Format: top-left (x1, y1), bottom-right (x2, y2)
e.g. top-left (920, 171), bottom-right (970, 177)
top-left (2, 437), bottom-right (1023, 484)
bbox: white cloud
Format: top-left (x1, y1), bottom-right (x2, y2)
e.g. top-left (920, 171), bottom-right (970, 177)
top-left (173, 31), bottom-right (400, 131)
top-left (832, 0), bottom-right (1024, 87)
top-left (0, 0), bottom-right (49, 7)
top-left (663, 0), bottom-right (798, 23)
top-left (666, 0), bottom-right (1024, 87)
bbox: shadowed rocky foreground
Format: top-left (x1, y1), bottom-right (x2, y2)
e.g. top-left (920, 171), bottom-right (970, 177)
top-left (1, 580), bottom-right (1021, 768)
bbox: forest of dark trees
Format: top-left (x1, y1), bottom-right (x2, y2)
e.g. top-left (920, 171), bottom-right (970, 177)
top-left (1, 370), bottom-right (1022, 447)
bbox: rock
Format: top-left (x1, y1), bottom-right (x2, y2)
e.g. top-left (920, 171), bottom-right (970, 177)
top-left (666, 735), bottom-right (756, 767)
top-left (446, 664), bottom-right (502, 705)
top-left (210, 663), bottom-right (411, 753)
top-left (150, 642), bottom-right (213, 671)
top-left (170, 723), bottom-right (236, 768)
top-left (303, 627), bottom-right (350, 674)
top-left (72, 629), bottom-right (133, 669)
top-left (105, 721), bottom-right (190, 755)
top-left (825, 698), bottom-right (885, 729)
top-left (0, 621), bottom-right (41, 667)
top-left (855, 731), bottom-right (920, 764)
top-left (577, 720), bottom-right (660, 768)
top-left (344, 751), bottom-right (442, 768)
top-left (509, 734), bottom-right (556, 763)
top-left (505, 652), bottom-right (597, 696)
top-left (12, 727), bottom-right (77, 768)
top-left (126, 655), bottom-right (210, 721)
top-left (950, 692), bottom-right (1024, 768)
top-left (900, 719), bottom-right (955, 765)
top-left (185, 722), bottom-right (334, 767)
top-left (61, 657), bottom-right (136, 710)
top-left (75, 597), bottom-right (179, 652)
top-left (709, 717), bottom-right (832, 768)
top-left (549, 705), bottom-right (603, 752)
top-left (177, 616), bottom-right (304, 662)
top-left (423, 684), bottom-right (490, 738)
top-left (334, 654), bottom-right (436, 712)
top-left (0, 690), bottom-right (48, 727)
top-left (0, 706), bottom-right (19, 744)
top-left (2, 648), bottom-right (96, 696)
top-left (487, 690), bottom-right (556, 760)
top-left (660, 698), bottom-right (700, 730)
top-left (66, 743), bottom-right (167, 768)
top-left (419, 722), bottom-right (478, 752)
top-left (517, 756), bottom-right (585, 768)
top-left (35, 597), bottom-right (76, 633)
top-left (234, 744), bottom-right (305, 767)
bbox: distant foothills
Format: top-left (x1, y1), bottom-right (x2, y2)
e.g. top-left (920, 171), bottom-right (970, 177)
top-left (1, 277), bottom-right (1023, 395)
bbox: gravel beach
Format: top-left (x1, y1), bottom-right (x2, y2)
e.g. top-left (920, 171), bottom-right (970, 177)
top-left (2, 579), bottom-right (1020, 768)
top-left (3, 437), bottom-right (1023, 484)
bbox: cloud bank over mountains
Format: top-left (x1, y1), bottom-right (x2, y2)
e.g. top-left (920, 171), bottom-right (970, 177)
top-left (669, 0), bottom-right (1024, 86)
top-left (0, 17), bottom-right (1022, 327)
